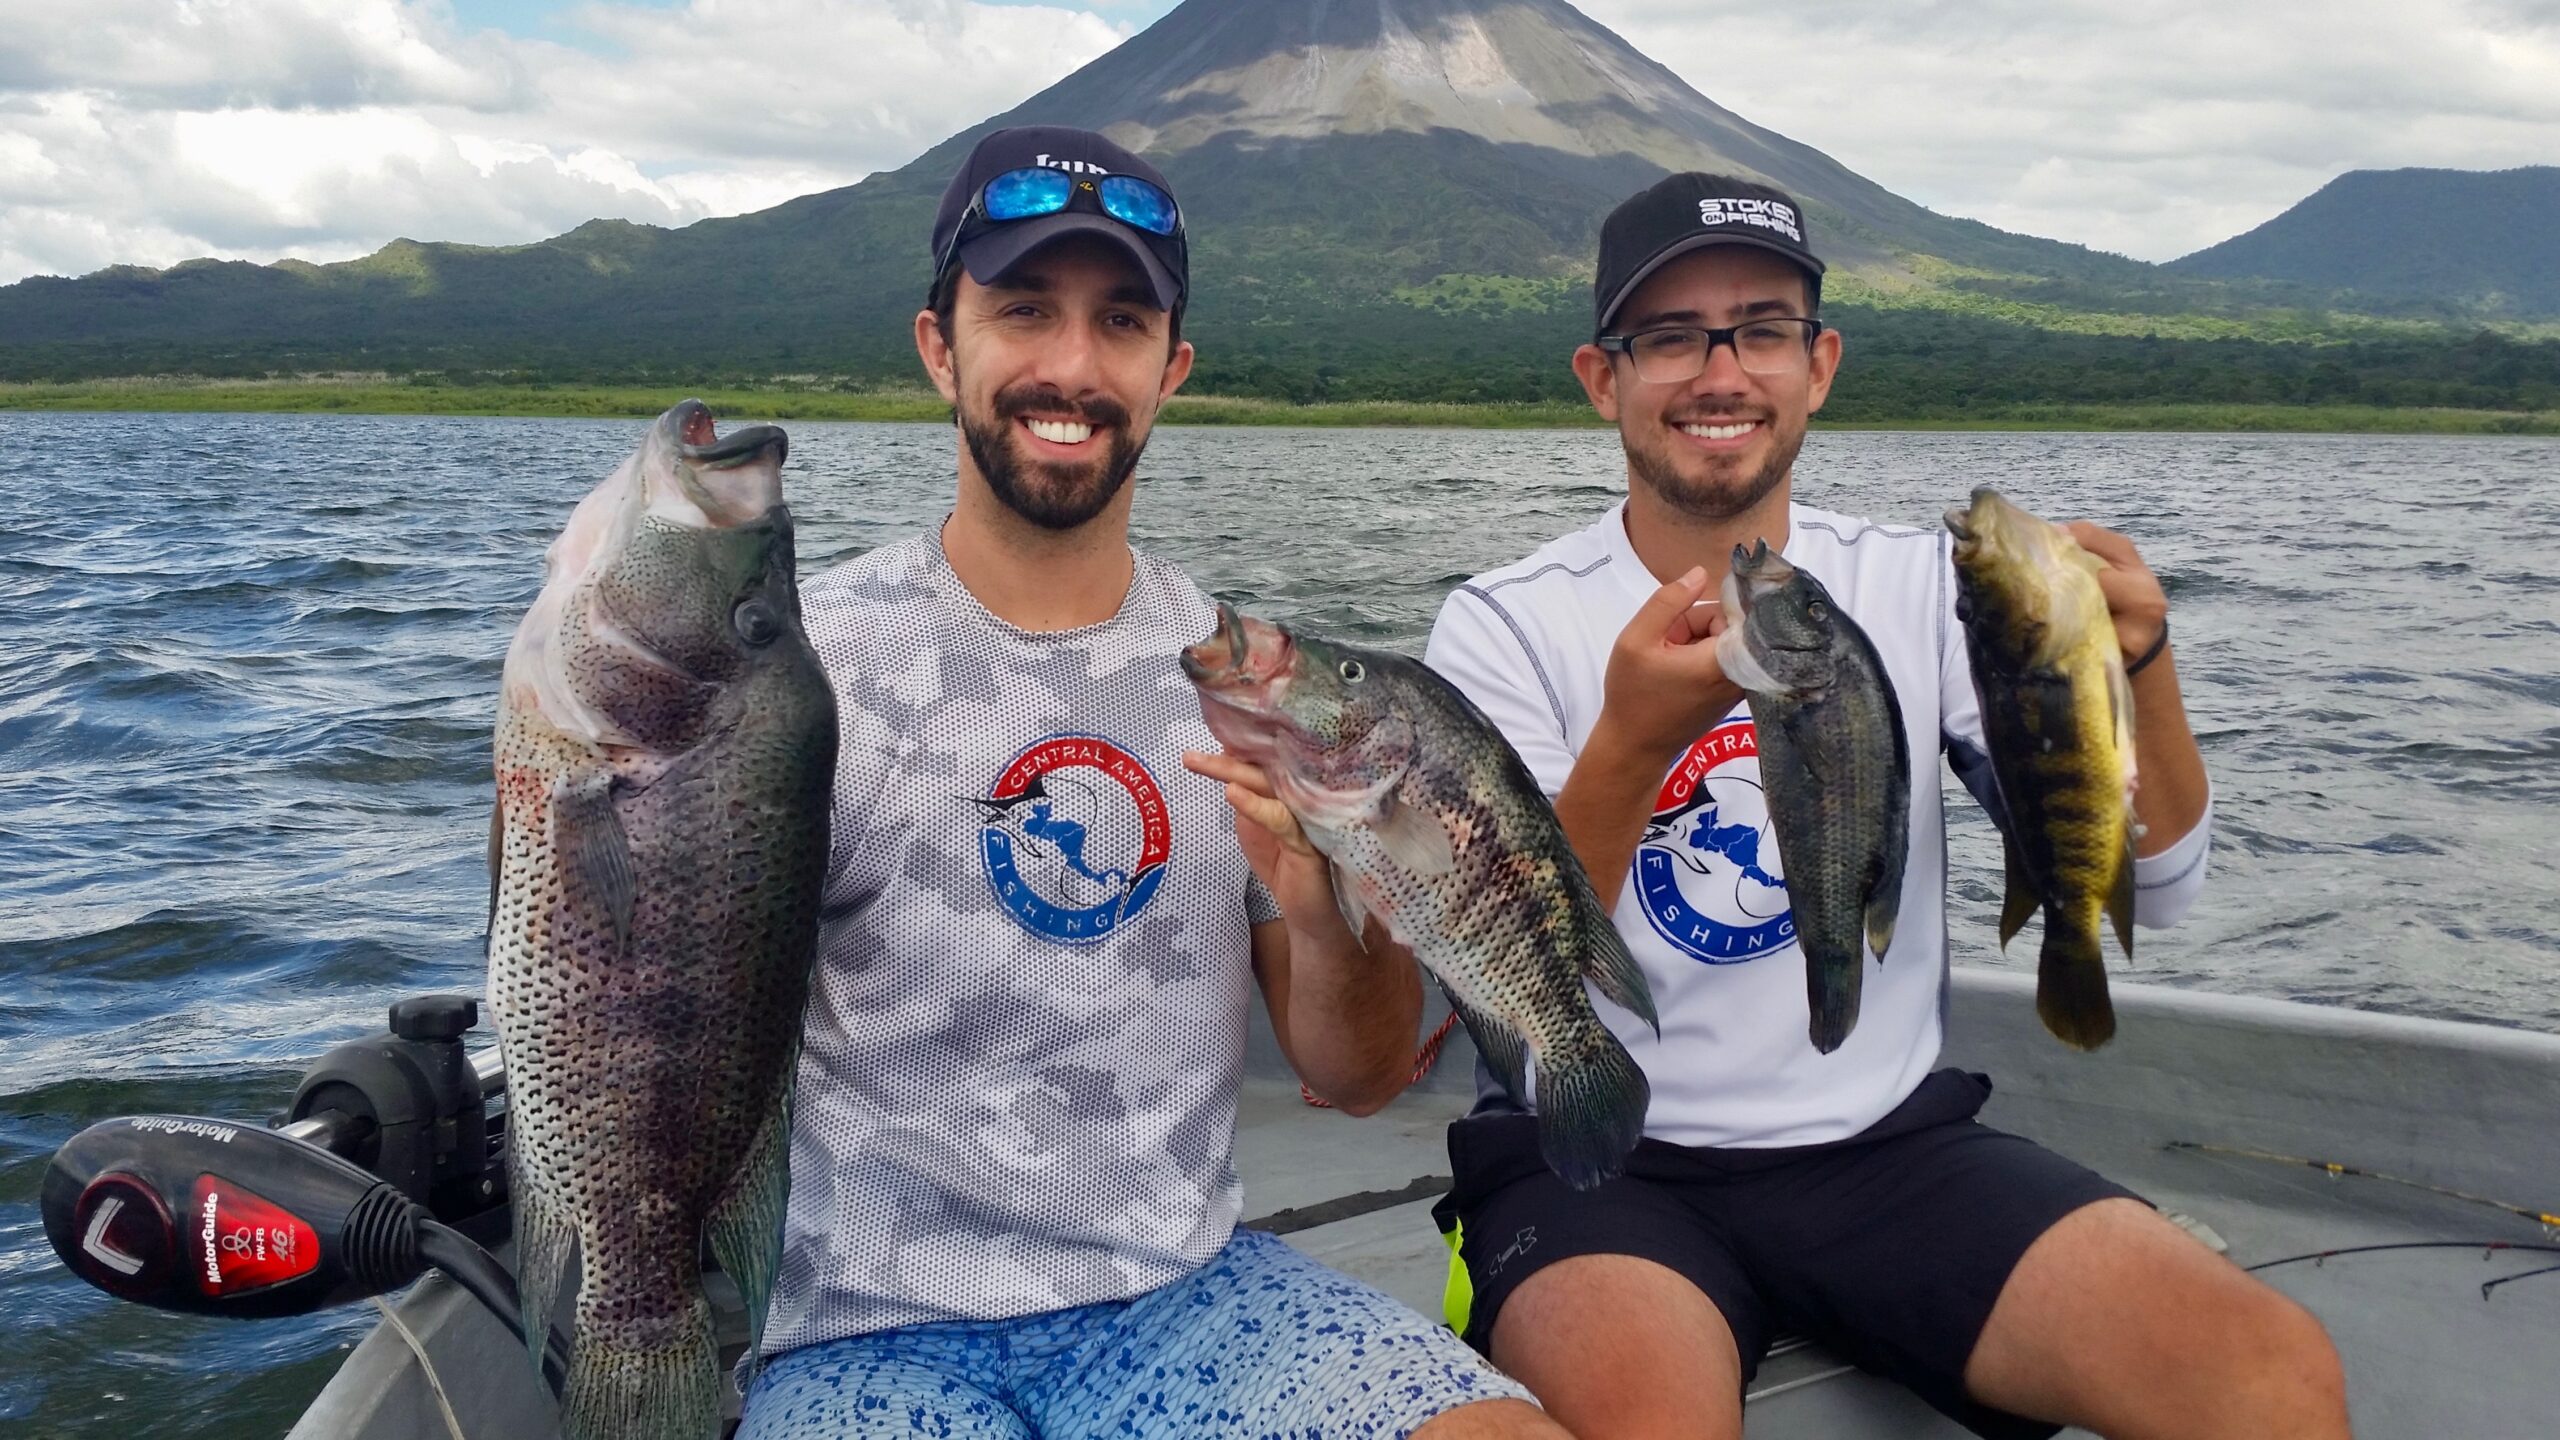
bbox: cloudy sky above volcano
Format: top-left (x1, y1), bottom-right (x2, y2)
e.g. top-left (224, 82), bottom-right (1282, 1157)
top-left (3, 0), bottom-right (2555, 286)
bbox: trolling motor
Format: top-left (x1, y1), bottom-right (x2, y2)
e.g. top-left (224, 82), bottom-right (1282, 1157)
top-left (40, 994), bottom-right (567, 1391)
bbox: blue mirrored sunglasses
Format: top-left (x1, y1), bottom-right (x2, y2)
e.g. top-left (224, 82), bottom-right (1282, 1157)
top-left (976, 165), bottom-right (1180, 237)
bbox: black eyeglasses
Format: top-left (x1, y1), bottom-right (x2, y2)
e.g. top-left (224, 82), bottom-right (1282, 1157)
top-left (1597, 318), bottom-right (1824, 383)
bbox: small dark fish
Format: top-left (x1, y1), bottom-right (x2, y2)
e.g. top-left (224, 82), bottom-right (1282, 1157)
top-left (1184, 606), bottom-right (1657, 1190)
top-left (489, 400), bottom-right (837, 1438)
top-left (1946, 487), bottom-right (2136, 1050)
top-left (1715, 542), bottom-right (1910, 1053)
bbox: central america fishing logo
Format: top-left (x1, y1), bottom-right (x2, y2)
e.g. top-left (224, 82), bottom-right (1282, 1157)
top-left (1632, 717), bottom-right (1797, 964)
top-left (971, 734), bottom-right (1170, 945)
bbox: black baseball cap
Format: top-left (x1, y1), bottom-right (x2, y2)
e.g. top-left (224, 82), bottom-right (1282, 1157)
top-left (930, 125), bottom-right (1187, 312)
top-left (1593, 173), bottom-right (1825, 335)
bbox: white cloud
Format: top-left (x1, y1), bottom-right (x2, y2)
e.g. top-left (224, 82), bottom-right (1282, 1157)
top-left (0, 0), bottom-right (1129, 284)
top-left (1579, 0), bottom-right (2560, 259)
top-left (0, 0), bottom-right (2555, 285)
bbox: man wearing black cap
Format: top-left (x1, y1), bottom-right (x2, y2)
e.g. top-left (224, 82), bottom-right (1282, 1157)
top-left (736, 126), bottom-right (1563, 1440)
top-left (1420, 174), bottom-right (2349, 1438)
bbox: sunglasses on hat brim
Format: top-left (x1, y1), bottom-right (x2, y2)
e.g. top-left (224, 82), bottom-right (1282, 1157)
top-left (936, 166), bottom-right (1184, 288)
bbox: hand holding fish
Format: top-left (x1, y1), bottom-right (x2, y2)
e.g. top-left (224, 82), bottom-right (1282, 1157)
top-left (1182, 748), bottom-right (1341, 929)
top-left (2062, 521), bottom-right (2170, 668)
top-left (1598, 565), bottom-right (1745, 763)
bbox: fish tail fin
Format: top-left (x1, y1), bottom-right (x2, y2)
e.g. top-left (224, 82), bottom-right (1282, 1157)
top-left (559, 1293), bottom-right (722, 1440)
top-left (1532, 1023), bottom-right (1650, 1192)
top-left (1581, 924), bottom-right (1660, 1035)
top-left (2037, 910), bottom-right (2117, 1050)
top-left (1806, 951), bottom-right (1862, 1055)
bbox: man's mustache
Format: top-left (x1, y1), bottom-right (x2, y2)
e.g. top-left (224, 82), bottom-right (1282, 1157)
top-left (993, 385), bottom-right (1133, 431)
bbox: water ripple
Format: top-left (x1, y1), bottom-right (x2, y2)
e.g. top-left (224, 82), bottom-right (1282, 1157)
top-left (0, 414), bottom-right (2556, 1435)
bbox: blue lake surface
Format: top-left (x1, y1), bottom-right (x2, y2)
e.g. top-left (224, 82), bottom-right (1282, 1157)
top-left (2, 413), bottom-right (2556, 1436)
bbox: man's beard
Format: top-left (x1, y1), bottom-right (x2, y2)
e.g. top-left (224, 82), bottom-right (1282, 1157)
top-left (1624, 410), bottom-right (1804, 522)
top-left (960, 381), bottom-right (1145, 532)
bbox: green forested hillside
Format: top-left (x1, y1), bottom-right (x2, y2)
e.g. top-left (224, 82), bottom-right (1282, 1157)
top-left (2172, 168), bottom-right (2560, 317)
top-left (3, 0), bottom-right (2555, 417)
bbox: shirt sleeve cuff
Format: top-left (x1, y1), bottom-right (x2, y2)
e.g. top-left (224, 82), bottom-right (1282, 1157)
top-left (2130, 786), bottom-right (2213, 930)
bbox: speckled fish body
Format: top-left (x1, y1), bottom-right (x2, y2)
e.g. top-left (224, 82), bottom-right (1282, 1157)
top-left (1714, 542), bottom-right (1910, 1054)
top-left (488, 400), bottom-right (836, 1438)
top-left (1183, 606), bottom-right (1657, 1190)
top-left (1945, 487), bottom-right (2135, 1050)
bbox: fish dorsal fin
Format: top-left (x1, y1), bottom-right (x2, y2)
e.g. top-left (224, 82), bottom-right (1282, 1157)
top-left (1372, 789), bottom-right (1457, 876)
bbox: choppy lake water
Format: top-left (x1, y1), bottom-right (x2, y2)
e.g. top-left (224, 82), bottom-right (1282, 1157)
top-left (2, 413), bottom-right (2555, 1436)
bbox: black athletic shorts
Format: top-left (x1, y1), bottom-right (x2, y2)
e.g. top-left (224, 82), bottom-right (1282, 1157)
top-left (1430, 1068), bottom-right (2139, 1440)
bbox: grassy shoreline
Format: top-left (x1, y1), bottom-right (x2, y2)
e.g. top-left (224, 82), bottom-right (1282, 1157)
top-left (4, 377), bottom-right (2558, 434)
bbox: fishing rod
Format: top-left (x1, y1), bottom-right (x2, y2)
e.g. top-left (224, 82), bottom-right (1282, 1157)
top-left (40, 995), bottom-right (569, 1398)
top-left (2166, 1140), bottom-right (2560, 1232)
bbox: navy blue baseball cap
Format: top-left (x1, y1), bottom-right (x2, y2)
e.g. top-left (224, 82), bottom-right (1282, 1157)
top-left (930, 125), bottom-right (1187, 312)
top-left (1594, 173), bottom-right (1825, 335)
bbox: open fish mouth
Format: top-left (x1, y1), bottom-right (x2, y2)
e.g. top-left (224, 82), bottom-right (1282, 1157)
top-left (1181, 603), bottom-right (1293, 699)
top-left (661, 398), bottom-right (790, 469)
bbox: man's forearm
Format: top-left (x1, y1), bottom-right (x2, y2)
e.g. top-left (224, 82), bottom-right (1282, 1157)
top-left (1554, 718), bottom-right (1671, 911)
top-left (1265, 918), bottom-right (1424, 1116)
top-left (2129, 649), bottom-right (2209, 855)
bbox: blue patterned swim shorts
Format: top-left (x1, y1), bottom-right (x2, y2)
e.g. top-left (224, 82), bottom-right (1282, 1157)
top-left (735, 1226), bottom-right (1534, 1439)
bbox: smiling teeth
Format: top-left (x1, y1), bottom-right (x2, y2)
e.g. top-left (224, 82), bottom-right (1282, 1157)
top-left (1681, 421), bottom-right (1759, 441)
top-left (1027, 419), bottom-right (1094, 444)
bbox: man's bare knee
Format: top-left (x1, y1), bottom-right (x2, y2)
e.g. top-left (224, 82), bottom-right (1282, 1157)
top-left (1489, 1254), bottom-right (1743, 1440)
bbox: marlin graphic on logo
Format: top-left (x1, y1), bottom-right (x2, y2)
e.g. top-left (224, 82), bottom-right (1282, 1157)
top-left (969, 734), bottom-right (1173, 945)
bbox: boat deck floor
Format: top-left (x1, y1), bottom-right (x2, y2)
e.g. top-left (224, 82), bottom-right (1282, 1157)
top-left (290, 972), bottom-right (2560, 1439)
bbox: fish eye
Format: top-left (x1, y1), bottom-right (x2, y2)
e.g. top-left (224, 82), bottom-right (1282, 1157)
top-left (733, 596), bottom-right (781, 646)
top-left (1338, 659), bottom-right (1366, 683)
top-left (1806, 600), bottom-right (1829, 621)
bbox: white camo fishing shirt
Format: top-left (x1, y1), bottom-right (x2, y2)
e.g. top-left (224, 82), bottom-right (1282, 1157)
top-left (764, 529), bottom-right (1280, 1349)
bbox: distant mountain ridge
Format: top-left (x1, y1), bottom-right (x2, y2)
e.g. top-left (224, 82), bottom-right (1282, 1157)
top-left (2171, 167), bottom-right (2560, 317)
top-left (1, 0), bottom-right (2552, 394)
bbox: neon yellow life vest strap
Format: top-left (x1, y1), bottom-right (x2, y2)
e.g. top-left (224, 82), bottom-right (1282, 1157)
top-left (1438, 1215), bottom-right (1473, 1335)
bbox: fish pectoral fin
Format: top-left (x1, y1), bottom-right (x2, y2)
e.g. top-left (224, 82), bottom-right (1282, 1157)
top-left (550, 767), bottom-right (636, 949)
top-left (1442, 984), bottom-right (1531, 1109)
top-left (1329, 859), bottom-right (1374, 941)
top-left (707, 1055), bottom-right (799, 1388)
top-left (1372, 791), bottom-right (1457, 876)
top-left (1999, 835), bottom-right (2040, 952)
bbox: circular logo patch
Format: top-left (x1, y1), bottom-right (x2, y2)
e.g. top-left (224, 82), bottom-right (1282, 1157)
top-left (972, 734), bottom-right (1171, 946)
top-left (1632, 717), bottom-right (1796, 964)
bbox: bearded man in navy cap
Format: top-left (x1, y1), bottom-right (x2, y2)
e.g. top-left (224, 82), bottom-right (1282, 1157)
top-left (735, 126), bottom-right (1564, 1440)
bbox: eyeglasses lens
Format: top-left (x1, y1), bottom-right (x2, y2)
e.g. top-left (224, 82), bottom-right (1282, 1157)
top-left (1097, 176), bottom-right (1179, 236)
top-left (1630, 323), bottom-right (1812, 383)
top-left (982, 167), bottom-right (1074, 222)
